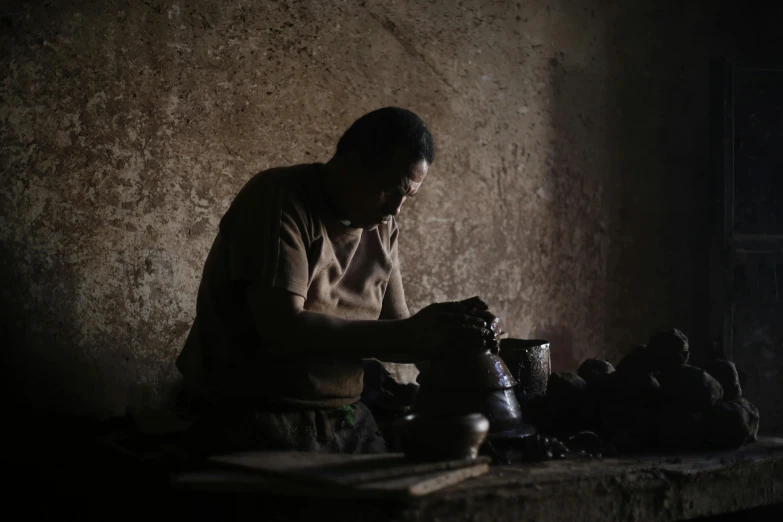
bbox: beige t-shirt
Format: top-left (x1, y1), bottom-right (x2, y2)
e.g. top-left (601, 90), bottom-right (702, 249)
top-left (176, 163), bottom-right (409, 409)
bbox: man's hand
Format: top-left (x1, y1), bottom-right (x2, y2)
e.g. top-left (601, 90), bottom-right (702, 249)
top-left (404, 301), bottom-right (494, 357)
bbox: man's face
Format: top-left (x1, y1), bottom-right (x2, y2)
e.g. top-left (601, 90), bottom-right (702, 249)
top-left (343, 152), bottom-right (429, 230)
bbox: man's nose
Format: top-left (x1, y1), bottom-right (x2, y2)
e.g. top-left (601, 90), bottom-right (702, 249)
top-left (389, 196), bottom-right (406, 216)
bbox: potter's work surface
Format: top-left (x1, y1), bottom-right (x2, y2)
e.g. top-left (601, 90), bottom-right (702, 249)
top-left (206, 451), bottom-right (490, 486)
top-left (175, 437), bottom-right (783, 522)
top-left (414, 436), bottom-right (783, 522)
top-left (175, 452), bottom-right (492, 499)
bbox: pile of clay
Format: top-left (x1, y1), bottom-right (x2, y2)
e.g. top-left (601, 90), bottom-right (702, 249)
top-left (523, 329), bottom-right (760, 453)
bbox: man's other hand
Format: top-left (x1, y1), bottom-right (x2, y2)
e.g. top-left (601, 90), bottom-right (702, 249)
top-left (405, 301), bottom-right (493, 357)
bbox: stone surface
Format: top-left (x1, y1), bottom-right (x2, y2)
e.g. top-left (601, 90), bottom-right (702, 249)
top-left (0, 0), bottom-right (737, 418)
top-left (172, 437), bottom-right (783, 522)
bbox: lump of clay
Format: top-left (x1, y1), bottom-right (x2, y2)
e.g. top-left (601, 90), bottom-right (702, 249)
top-left (597, 370), bottom-right (662, 408)
top-left (647, 328), bottom-right (690, 370)
top-left (547, 372), bottom-right (588, 432)
top-left (707, 399), bottom-right (759, 449)
top-left (734, 398), bottom-right (760, 442)
top-left (577, 358), bottom-right (615, 385)
top-left (658, 365), bottom-right (723, 411)
top-left (704, 360), bottom-right (742, 400)
top-left (615, 344), bottom-right (653, 375)
top-left (657, 408), bottom-right (707, 451)
top-left (521, 394), bottom-right (554, 434)
top-left (547, 372), bottom-right (588, 404)
top-left (611, 407), bottom-right (660, 452)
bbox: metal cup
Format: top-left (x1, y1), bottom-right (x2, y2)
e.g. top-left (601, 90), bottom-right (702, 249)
top-left (497, 339), bottom-right (551, 403)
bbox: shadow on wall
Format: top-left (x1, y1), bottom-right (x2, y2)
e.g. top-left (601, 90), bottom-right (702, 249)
top-left (0, 241), bottom-right (177, 420)
top-left (532, 54), bottom-right (610, 372)
top-left (533, 2), bottom-right (714, 371)
top-left (600, 2), bottom-right (712, 365)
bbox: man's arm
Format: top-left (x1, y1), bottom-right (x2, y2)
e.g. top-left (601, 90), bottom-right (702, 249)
top-left (247, 285), bottom-right (490, 360)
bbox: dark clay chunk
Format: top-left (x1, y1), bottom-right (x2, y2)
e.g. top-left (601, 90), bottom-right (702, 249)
top-left (521, 394), bottom-right (553, 434)
top-left (577, 358), bottom-right (615, 384)
top-left (646, 328), bottom-right (690, 370)
top-left (611, 407), bottom-right (660, 452)
top-left (734, 397), bottom-right (760, 442)
top-left (657, 408), bottom-right (707, 451)
top-left (615, 345), bottom-right (653, 374)
top-left (658, 365), bottom-right (723, 411)
top-left (547, 372), bottom-right (588, 432)
top-left (547, 372), bottom-right (588, 402)
top-left (704, 360), bottom-right (742, 400)
top-left (707, 399), bottom-right (757, 450)
top-left (625, 371), bottom-right (662, 407)
top-left (597, 370), bottom-right (662, 408)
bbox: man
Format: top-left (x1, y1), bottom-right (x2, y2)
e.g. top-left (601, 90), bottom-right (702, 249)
top-left (176, 107), bottom-right (492, 457)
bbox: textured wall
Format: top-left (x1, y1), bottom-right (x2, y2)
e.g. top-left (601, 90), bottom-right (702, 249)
top-left (2, 0), bottom-right (716, 419)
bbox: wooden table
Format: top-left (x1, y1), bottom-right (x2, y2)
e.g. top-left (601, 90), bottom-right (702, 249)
top-left (172, 437), bottom-right (783, 521)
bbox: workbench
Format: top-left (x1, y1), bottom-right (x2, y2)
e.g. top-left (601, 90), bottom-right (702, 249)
top-left (173, 437), bottom-right (783, 521)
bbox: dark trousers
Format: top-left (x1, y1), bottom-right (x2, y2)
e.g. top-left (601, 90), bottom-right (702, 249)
top-left (182, 401), bottom-right (388, 461)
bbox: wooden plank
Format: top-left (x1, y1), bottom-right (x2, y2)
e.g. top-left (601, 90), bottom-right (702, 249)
top-left (208, 451), bottom-right (490, 486)
top-left (356, 462), bottom-right (490, 497)
top-left (172, 462), bottom-right (490, 498)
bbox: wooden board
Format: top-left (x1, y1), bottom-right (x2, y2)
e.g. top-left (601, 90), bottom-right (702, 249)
top-left (355, 462), bottom-right (490, 497)
top-left (208, 451), bottom-right (491, 487)
top-left (174, 460), bottom-right (490, 499)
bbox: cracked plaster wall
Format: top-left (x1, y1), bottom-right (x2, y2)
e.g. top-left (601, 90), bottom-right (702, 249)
top-left (2, 0), bottom-right (717, 419)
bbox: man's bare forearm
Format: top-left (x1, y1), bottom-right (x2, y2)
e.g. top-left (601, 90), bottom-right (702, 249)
top-left (284, 309), bottom-right (414, 358)
top-left (247, 285), bottom-right (420, 359)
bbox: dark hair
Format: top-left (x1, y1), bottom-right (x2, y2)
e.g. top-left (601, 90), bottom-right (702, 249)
top-left (335, 107), bottom-right (435, 169)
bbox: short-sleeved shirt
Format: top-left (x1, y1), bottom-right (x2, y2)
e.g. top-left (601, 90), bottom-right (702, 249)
top-left (176, 163), bottom-right (409, 409)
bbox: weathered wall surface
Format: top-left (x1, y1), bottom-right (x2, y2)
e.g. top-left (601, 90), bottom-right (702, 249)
top-left (1, 0), bottom-right (716, 419)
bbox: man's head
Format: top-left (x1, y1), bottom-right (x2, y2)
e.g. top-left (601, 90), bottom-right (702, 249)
top-left (327, 107), bottom-right (435, 230)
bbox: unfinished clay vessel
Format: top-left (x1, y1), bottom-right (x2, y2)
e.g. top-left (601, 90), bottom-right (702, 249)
top-left (414, 347), bottom-right (524, 433)
top-left (418, 350), bottom-right (517, 390)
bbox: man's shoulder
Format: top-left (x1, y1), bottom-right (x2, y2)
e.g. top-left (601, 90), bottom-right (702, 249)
top-left (219, 163), bottom-right (322, 232)
top-left (242, 163), bottom-right (322, 194)
top-left (231, 163), bottom-right (321, 209)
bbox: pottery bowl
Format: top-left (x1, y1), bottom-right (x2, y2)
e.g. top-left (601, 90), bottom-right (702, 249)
top-left (394, 412), bottom-right (490, 462)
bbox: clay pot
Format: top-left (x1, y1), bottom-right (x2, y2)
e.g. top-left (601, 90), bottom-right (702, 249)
top-left (413, 387), bottom-right (523, 433)
top-left (497, 339), bottom-right (551, 402)
top-left (414, 347), bottom-right (524, 433)
top-left (417, 351), bottom-right (517, 391)
top-left (394, 412), bottom-right (490, 461)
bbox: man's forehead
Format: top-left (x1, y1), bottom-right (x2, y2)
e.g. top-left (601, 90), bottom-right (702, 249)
top-left (389, 159), bottom-right (428, 183)
top-left (375, 156), bottom-right (428, 191)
